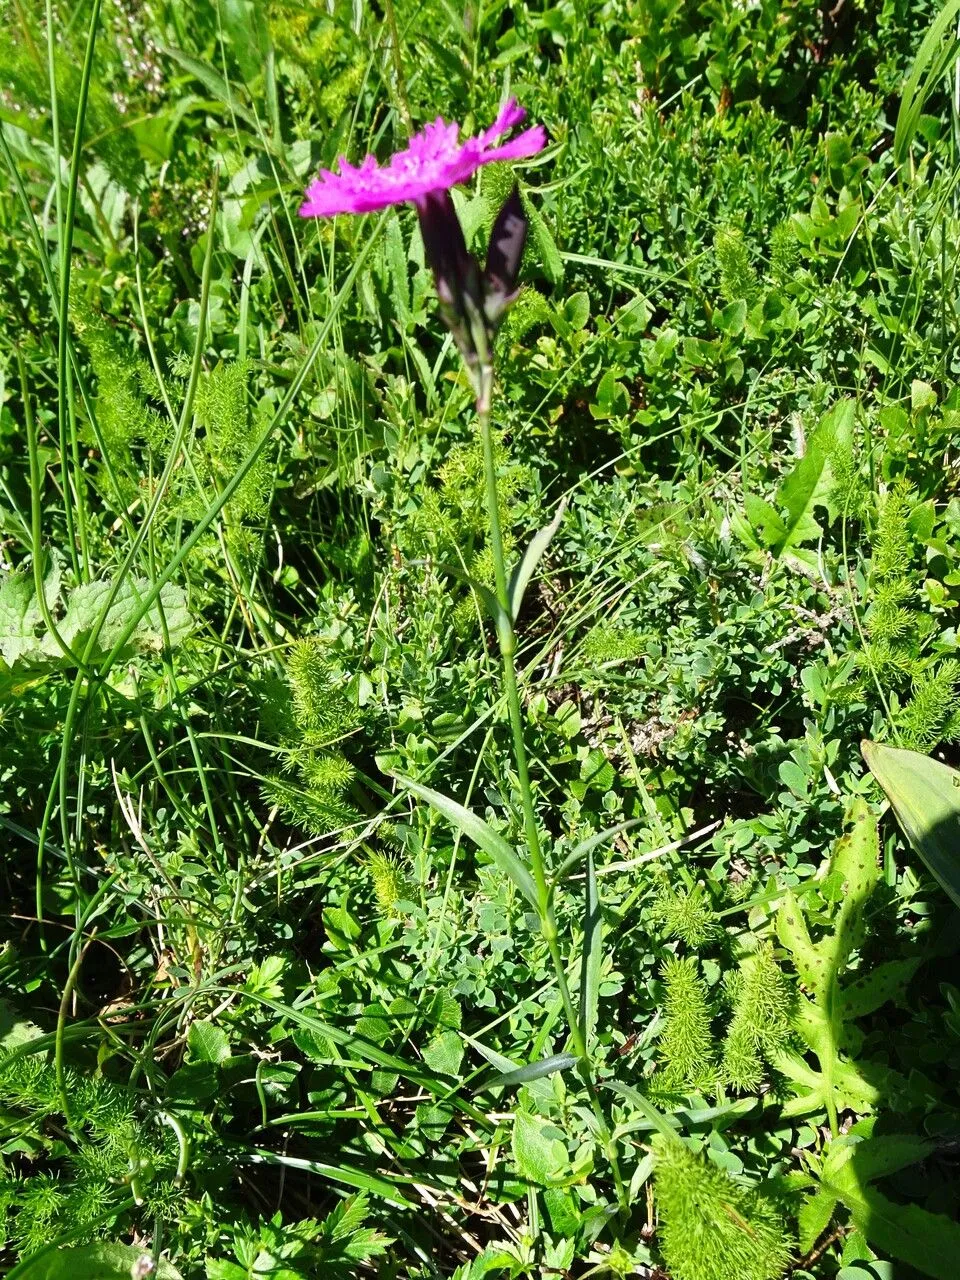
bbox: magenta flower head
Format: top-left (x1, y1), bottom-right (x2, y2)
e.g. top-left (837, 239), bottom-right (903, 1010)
top-left (299, 100), bottom-right (546, 382)
top-left (299, 99), bottom-right (544, 217)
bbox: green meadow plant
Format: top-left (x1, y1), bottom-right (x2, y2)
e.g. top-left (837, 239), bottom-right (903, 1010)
top-left (297, 97), bottom-right (635, 1203)
top-left (6, 0), bottom-right (960, 1277)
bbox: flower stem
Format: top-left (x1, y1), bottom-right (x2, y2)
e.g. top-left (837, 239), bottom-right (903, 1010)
top-left (476, 362), bottom-right (627, 1210)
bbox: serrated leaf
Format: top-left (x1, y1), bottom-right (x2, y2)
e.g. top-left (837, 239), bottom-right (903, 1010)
top-left (426, 990), bottom-right (462, 1031)
top-left (861, 740), bottom-right (960, 909)
top-left (512, 1110), bottom-right (569, 1185)
top-left (422, 1029), bottom-right (464, 1077)
top-left (53, 577), bottom-right (192, 660)
top-left (798, 1188), bottom-right (837, 1253)
top-left (395, 776), bottom-right (539, 908)
top-left (0, 556), bottom-right (59, 666)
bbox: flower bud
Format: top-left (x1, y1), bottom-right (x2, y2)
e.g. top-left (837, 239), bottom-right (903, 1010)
top-left (483, 184), bottom-right (528, 325)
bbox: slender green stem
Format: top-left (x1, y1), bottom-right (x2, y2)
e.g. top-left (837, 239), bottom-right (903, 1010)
top-left (476, 361), bottom-right (627, 1209)
top-left (54, 0), bottom-right (101, 581)
top-left (17, 348), bottom-right (87, 670)
top-left (55, 928), bottom-right (96, 1134)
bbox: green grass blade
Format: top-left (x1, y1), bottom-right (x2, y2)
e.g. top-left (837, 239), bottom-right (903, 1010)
top-left (396, 775), bottom-right (540, 909)
top-left (579, 847), bottom-right (601, 1047)
top-left (894, 0), bottom-right (960, 172)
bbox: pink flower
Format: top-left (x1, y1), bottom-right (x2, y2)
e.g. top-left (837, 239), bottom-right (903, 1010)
top-left (299, 99), bottom-right (546, 218)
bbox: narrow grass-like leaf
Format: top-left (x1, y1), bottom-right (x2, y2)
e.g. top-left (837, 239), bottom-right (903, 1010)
top-left (580, 847), bottom-right (602, 1046)
top-left (554, 818), bottom-right (644, 879)
top-left (438, 562), bottom-right (506, 628)
top-left (161, 44), bottom-right (263, 134)
top-left (485, 1053), bottom-right (579, 1090)
top-left (893, 0), bottom-right (960, 173)
top-left (240, 1147), bottom-right (413, 1208)
top-left (508, 499), bottom-right (567, 622)
top-left (861, 739), bottom-right (960, 908)
top-left (396, 776), bottom-right (539, 908)
top-left (605, 1079), bottom-right (678, 1142)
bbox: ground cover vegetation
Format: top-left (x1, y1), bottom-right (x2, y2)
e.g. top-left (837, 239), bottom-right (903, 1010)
top-left (3, 0), bottom-right (960, 1276)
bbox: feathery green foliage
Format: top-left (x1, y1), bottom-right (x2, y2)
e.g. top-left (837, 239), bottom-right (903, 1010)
top-left (721, 943), bottom-right (794, 1093)
top-left (655, 955), bottom-right (716, 1094)
top-left (653, 1136), bottom-right (793, 1280)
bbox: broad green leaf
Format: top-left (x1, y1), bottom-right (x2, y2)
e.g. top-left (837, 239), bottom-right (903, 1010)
top-left (10, 1242), bottom-right (182, 1280)
top-left (743, 400), bottom-right (855, 561)
top-left (743, 493), bottom-right (787, 548)
top-left (422, 1029), bottom-right (464, 1077)
top-left (769, 439), bottom-right (827, 554)
top-left (824, 1134), bottom-right (935, 1186)
top-left (508, 499), bottom-right (566, 623)
top-left (54, 578), bottom-right (192, 659)
top-left (205, 1262), bottom-right (247, 1280)
top-left (396, 777), bottom-right (539, 908)
top-left (836, 1266), bottom-right (895, 1280)
top-left (512, 1110), bottom-right (569, 1185)
top-left (0, 568), bottom-right (191, 673)
top-left (0, 998), bottom-right (43, 1052)
top-left (840, 957), bottom-right (922, 1020)
top-left (0, 554), bottom-right (60, 666)
top-left (819, 798), bottom-right (880, 980)
top-left (823, 1139), bottom-right (960, 1280)
top-left (187, 1020), bottom-right (231, 1065)
top-left (861, 740), bottom-right (960, 908)
top-left (779, 804), bottom-right (880, 1127)
top-left (777, 890), bottom-right (822, 992)
top-left (773, 1048), bottom-right (885, 1118)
